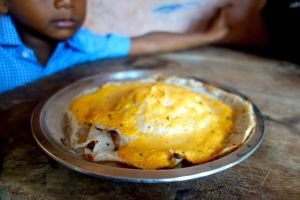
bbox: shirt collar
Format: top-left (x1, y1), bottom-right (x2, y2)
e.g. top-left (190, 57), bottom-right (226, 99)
top-left (0, 14), bottom-right (23, 46)
top-left (65, 29), bottom-right (91, 53)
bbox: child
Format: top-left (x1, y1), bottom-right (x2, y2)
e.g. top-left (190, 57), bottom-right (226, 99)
top-left (0, 0), bottom-right (228, 93)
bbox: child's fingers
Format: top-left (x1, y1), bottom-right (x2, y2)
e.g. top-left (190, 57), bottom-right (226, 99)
top-left (205, 5), bottom-right (231, 32)
top-left (200, 5), bottom-right (233, 42)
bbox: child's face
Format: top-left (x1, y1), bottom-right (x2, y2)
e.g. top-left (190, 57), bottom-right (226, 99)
top-left (6, 0), bottom-right (87, 40)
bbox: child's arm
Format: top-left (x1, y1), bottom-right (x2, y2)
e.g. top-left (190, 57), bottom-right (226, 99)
top-left (129, 7), bottom-right (229, 56)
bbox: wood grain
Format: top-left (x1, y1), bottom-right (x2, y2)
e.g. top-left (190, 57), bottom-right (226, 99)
top-left (0, 47), bottom-right (299, 200)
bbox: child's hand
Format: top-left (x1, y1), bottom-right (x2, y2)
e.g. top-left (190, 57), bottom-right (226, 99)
top-left (129, 6), bottom-right (230, 56)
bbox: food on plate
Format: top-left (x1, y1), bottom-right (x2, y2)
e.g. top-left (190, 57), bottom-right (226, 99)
top-left (64, 75), bottom-right (256, 169)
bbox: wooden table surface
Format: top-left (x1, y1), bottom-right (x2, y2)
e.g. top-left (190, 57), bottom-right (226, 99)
top-left (0, 47), bottom-right (299, 200)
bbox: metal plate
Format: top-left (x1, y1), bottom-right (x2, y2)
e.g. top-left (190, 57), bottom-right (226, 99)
top-left (31, 69), bottom-right (264, 183)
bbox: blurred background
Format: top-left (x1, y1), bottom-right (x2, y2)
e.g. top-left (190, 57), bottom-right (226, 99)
top-left (84, 0), bottom-right (268, 46)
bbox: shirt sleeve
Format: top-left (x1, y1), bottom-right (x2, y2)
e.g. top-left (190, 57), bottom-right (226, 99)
top-left (67, 29), bottom-right (131, 60)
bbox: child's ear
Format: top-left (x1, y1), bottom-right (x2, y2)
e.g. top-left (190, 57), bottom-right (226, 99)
top-left (0, 0), bottom-right (9, 15)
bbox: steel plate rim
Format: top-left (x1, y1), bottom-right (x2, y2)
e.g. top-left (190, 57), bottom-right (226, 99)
top-left (31, 69), bottom-right (264, 183)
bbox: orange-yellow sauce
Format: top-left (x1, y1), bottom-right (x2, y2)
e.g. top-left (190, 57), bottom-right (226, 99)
top-left (69, 82), bottom-right (233, 169)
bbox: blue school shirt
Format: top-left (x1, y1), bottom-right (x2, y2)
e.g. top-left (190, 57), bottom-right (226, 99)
top-left (0, 14), bottom-right (131, 93)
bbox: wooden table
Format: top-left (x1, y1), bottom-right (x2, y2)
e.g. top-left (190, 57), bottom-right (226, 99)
top-left (0, 47), bottom-right (299, 199)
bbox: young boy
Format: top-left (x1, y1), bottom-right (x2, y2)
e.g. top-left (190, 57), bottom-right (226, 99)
top-left (0, 0), bottom-right (228, 93)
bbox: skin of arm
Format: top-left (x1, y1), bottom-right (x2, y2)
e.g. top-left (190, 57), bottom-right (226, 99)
top-left (129, 7), bottom-right (229, 56)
